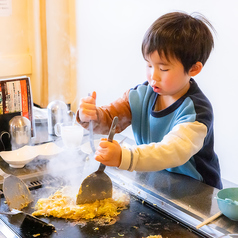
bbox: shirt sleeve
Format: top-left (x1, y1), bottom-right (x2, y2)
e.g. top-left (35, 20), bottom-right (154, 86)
top-left (119, 121), bottom-right (207, 171)
top-left (76, 89), bottom-right (132, 135)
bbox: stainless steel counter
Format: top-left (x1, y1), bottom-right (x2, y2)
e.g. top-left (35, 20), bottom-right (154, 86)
top-left (106, 167), bottom-right (238, 237)
top-left (104, 135), bottom-right (238, 237)
top-left (0, 121), bottom-right (237, 237)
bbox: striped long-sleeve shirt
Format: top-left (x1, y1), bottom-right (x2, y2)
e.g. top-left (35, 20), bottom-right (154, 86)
top-left (77, 78), bottom-right (222, 189)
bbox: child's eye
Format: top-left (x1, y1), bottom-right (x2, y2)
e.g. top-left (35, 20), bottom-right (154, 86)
top-left (160, 68), bottom-right (168, 72)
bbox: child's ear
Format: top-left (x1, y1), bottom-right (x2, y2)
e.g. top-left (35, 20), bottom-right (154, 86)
top-left (189, 62), bottom-right (203, 76)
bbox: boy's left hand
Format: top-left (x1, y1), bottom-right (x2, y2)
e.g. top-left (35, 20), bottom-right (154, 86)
top-left (94, 138), bottom-right (122, 167)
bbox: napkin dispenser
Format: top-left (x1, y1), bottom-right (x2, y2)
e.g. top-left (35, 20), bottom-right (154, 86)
top-left (0, 76), bottom-right (35, 151)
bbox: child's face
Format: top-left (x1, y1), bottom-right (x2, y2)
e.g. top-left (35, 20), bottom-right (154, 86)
top-left (146, 51), bottom-right (191, 99)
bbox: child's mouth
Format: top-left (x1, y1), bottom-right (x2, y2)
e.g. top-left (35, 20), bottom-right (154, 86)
top-left (153, 86), bottom-right (161, 93)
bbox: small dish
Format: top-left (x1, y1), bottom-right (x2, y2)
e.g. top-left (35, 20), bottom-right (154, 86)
top-left (0, 142), bottom-right (63, 168)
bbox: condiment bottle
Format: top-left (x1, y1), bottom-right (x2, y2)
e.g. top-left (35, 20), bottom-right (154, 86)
top-left (47, 100), bottom-right (68, 135)
top-left (9, 116), bottom-right (31, 150)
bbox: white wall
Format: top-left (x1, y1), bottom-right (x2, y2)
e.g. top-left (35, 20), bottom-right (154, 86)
top-left (76, 0), bottom-right (238, 184)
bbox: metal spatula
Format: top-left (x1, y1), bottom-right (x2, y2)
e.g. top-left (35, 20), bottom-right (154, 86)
top-left (0, 209), bottom-right (55, 235)
top-left (0, 168), bottom-right (33, 210)
top-left (76, 116), bottom-right (118, 204)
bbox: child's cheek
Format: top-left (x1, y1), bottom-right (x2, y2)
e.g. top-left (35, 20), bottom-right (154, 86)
top-left (146, 71), bottom-right (152, 82)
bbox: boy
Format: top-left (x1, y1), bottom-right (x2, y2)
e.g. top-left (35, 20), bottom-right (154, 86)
top-left (77, 12), bottom-right (222, 189)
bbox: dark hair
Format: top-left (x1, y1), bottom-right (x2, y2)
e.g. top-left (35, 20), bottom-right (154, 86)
top-left (142, 12), bottom-right (215, 73)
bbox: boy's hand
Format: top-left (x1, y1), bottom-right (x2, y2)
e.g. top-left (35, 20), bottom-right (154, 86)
top-left (95, 138), bottom-right (122, 167)
top-left (78, 91), bottom-right (97, 122)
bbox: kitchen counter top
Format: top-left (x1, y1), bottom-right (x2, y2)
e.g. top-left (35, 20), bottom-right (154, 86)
top-left (0, 121), bottom-right (237, 237)
top-left (106, 167), bottom-right (238, 237)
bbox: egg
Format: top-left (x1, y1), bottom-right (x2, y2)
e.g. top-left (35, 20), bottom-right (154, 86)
top-left (32, 187), bottom-right (130, 223)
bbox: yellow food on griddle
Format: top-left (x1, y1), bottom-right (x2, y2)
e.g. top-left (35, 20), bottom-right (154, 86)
top-left (32, 189), bottom-right (129, 222)
top-left (145, 236), bottom-right (162, 238)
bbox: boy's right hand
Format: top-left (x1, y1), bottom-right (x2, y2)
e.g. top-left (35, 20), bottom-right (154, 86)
top-left (78, 91), bottom-right (97, 122)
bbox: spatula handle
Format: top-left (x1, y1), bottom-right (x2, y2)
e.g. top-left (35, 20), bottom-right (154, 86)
top-left (98, 163), bottom-right (106, 172)
top-left (98, 117), bottom-right (118, 172)
top-left (89, 120), bottom-right (96, 153)
top-left (107, 117), bottom-right (118, 142)
top-left (88, 93), bottom-right (96, 154)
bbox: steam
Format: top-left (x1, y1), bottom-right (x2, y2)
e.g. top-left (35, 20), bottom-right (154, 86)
top-left (44, 146), bottom-right (100, 197)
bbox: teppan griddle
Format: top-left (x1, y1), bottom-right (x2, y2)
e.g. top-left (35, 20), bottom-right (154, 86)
top-left (0, 155), bottom-right (229, 238)
top-left (1, 121), bottom-right (237, 237)
top-left (0, 186), bottom-right (204, 238)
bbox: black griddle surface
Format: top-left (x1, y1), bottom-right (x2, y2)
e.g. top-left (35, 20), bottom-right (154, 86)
top-left (0, 187), bottom-right (205, 238)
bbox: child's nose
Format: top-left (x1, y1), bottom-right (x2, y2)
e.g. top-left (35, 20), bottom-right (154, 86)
top-left (151, 68), bottom-right (160, 81)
